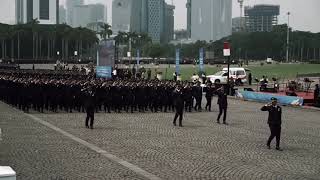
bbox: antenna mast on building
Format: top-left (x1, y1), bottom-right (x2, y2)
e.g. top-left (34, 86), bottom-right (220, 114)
top-left (238, 0), bottom-right (244, 31)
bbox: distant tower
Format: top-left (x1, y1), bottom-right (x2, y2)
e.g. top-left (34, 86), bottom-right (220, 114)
top-left (186, 0), bottom-right (191, 38)
top-left (237, 0), bottom-right (244, 31)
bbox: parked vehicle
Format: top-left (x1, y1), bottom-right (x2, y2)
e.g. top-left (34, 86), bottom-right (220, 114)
top-left (207, 67), bottom-right (247, 84)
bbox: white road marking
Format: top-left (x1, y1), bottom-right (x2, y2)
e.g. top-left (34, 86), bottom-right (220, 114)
top-left (20, 112), bottom-right (161, 180)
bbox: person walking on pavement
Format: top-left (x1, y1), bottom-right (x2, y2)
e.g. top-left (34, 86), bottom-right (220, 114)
top-left (193, 81), bottom-right (203, 111)
top-left (82, 85), bottom-right (96, 129)
top-left (173, 84), bottom-right (184, 127)
top-left (248, 73), bottom-right (252, 85)
top-left (314, 84), bottom-right (319, 107)
top-left (216, 85), bottom-right (228, 124)
top-left (261, 97), bottom-right (283, 151)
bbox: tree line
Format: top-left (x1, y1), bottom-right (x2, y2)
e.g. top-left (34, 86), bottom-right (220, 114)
top-left (1, 22), bottom-right (319, 64)
top-left (132, 24), bottom-right (320, 63)
top-left (0, 19), bottom-right (99, 62)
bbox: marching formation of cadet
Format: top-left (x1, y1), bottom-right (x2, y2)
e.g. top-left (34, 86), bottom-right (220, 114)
top-left (1, 69), bottom-right (288, 151)
top-left (0, 70), bottom-right (220, 116)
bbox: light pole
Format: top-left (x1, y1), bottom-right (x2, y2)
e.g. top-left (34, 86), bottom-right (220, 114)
top-left (74, 51), bottom-right (78, 64)
top-left (224, 41), bottom-right (231, 95)
top-left (137, 35), bottom-right (141, 73)
top-left (128, 36), bottom-right (132, 67)
top-left (286, 12), bottom-right (290, 63)
top-left (57, 51), bottom-right (60, 60)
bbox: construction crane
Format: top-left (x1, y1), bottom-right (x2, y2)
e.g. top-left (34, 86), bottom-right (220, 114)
top-left (238, 0), bottom-right (244, 30)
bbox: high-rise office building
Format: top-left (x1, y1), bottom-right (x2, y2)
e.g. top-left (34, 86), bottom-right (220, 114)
top-left (112, 0), bottom-right (132, 33)
top-left (190, 0), bottom-right (232, 42)
top-left (73, 4), bottom-right (105, 28)
top-left (148, 0), bottom-right (165, 43)
top-left (232, 17), bottom-right (245, 32)
top-left (245, 5), bottom-right (280, 32)
top-left (59, 5), bottom-right (66, 24)
top-left (164, 4), bottom-right (175, 43)
top-left (66, 0), bottom-right (84, 26)
top-left (112, 0), bottom-right (174, 43)
top-left (186, 0), bottom-right (191, 38)
top-left (16, 0), bottom-right (59, 24)
top-left (112, 0), bottom-right (148, 34)
top-left (130, 0), bottom-right (148, 33)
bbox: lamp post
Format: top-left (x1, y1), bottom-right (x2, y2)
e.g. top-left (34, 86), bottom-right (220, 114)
top-left (57, 51), bottom-right (60, 60)
top-left (286, 12), bottom-right (290, 63)
top-left (224, 42), bottom-right (231, 94)
top-left (128, 36), bottom-right (132, 67)
top-left (74, 51), bottom-right (78, 64)
top-left (136, 35), bottom-right (142, 75)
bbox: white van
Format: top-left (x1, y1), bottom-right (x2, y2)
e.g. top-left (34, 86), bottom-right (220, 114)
top-left (207, 68), bottom-right (247, 84)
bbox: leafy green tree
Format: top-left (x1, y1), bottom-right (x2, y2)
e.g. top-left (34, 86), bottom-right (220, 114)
top-left (99, 23), bottom-right (112, 40)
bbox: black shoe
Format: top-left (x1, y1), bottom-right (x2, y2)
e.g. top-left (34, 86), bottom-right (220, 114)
top-left (90, 126), bottom-right (93, 129)
top-left (179, 124), bottom-right (183, 127)
top-left (276, 147), bottom-right (283, 151)
top-left (173, 122), bottom-right (176, 126)
top-left (217, 121), bottom-right (220, 124)
top-left (267, 145), bottom-right (271, 149)
top-left (86, 126), bottom-right (89, 129)
top-left (223, 122), bottom-right (228, 125)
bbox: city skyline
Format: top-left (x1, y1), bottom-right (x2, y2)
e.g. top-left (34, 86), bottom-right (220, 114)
top-left (1, 0), bottom-right (320, 32)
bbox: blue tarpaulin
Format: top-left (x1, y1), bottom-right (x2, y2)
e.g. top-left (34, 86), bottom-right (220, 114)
top-left (236, 90), bottom-right (304, 106)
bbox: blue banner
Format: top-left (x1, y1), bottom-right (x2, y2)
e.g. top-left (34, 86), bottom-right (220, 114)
top-left (96, 66), bottom-right (112, 79)
top-left (236, 90), bottom-right (304, 106)
top-left (199, 48), bottom-right (204, 72)
top-left (175, 49), bottom-right (180, 74)
top-left (137, 49), bottom-right (140, 67)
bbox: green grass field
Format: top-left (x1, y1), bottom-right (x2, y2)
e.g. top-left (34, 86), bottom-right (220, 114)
top-left (152, 63), bottom-right (320, 81)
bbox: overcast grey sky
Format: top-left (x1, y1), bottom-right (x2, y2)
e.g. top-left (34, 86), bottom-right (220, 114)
top-left (1, 0), bottom-right (320, 32)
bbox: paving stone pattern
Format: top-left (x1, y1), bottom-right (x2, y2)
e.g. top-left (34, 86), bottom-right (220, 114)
top-left (1, 97), bottom-right (320, 180)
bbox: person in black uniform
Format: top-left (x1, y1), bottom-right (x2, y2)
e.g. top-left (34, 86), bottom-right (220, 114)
top-left (216, 85), bottom-right (228, 124)
top-left (82, 85), bottom-right (96, 129)
top-left (248, 73), bottom-right (252, 85)
top-left (173, 84), bottom-right (184, 127)
top-left (205, 83), bottom-right (215, 111)
top-left (261, 97), bottom-right (283, 151)
top-left (314, 84), bottom-right (319, 107)
top-left (193, 82), bottom-right (202, 111)
top-left (183, 83), bottom-right (193, 112)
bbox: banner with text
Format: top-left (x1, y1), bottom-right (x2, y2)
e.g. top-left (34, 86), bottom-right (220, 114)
top-left (98, 40), bottom-right (115, 67)
top-left (175, 49), bottom-right (180, 74)
top-left (199, 48), bottom-right (204, 72)
top-left (137, 49), bottom-right (140, 67)
top-left (96, 66), bottom-right (112, 79)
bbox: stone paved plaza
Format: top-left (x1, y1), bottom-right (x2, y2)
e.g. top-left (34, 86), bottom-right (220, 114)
top-left (1, 97), bottom-right (320, 180)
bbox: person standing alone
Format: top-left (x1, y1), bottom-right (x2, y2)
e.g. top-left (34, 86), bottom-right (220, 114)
top-left (173, 84), bottom-right (184, 127)
top-left (261, 97), bottom-right (283, 151)
top-left (82, 85), bottom-right (96, 129)
top-left (216, 85), bottom-right (228, 124)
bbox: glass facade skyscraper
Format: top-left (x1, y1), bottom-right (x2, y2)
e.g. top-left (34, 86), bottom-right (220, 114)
top-left (190, 0), bottom-right (232, 42)
top-left (16, 0), bottom-right (58, 24)
top-left (39, 0), bottom-right (50, 20)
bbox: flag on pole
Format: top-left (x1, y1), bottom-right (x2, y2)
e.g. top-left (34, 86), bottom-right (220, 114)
top-left (199, 48), bottom-right (204, 72)
top-left (175, 49), bottom-right (180, 74)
